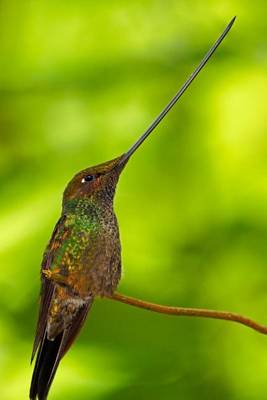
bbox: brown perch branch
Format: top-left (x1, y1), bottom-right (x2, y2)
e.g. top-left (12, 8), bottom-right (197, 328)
top-left (106, 292), bottom-right (267, 336)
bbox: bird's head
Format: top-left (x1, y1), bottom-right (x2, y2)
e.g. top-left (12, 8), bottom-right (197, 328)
top-left (63, 154), bottom-right (128, 207)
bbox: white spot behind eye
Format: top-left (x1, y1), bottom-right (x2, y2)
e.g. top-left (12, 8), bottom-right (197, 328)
top-left (81, 175), bottom-right (94, 183)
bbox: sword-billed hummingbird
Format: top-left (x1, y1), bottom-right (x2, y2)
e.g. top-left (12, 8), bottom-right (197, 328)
top-left (30, 17), bottom-right (235, 399)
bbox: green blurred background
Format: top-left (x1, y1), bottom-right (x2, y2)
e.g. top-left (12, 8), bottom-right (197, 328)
top-left (0, 1), bottom-right (267, 399)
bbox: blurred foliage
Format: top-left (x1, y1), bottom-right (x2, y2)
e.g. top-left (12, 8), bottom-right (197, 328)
top-left (0, 1), bottom-right (267, 399)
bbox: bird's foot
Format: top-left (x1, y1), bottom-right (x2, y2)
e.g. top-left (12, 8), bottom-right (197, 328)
top-left (42, 269), bottom-right (69, 285)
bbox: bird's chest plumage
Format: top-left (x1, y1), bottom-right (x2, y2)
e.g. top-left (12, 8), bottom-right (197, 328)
top-left (49, 204), bottom-right (121, 298)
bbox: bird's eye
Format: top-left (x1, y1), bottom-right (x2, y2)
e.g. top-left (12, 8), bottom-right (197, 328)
top-left (82, 175), bottom-right (94, 183)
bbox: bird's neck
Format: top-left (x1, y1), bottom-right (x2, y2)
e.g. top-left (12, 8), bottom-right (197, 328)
top-left (63, 196), bottom-right (113, 220)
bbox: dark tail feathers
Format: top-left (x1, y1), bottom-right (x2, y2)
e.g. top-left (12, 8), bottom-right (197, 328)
top-left (30, 300), bottom-right (92, 400)
top-left (30, 332), bottom-right (63, 400)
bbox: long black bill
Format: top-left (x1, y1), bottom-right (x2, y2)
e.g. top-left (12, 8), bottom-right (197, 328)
top-left (118, 16), bottom-right (236, 167)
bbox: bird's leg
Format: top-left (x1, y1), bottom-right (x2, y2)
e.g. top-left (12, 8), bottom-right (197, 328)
top-left (106, 292), bottom-right (267, 336)
top-left (42, 269), bottom-right (69, 285)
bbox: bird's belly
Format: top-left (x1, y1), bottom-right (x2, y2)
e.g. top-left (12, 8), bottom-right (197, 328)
top-left (51, 222), bottom-right (121, 298)
top-left (55, 249), bottom-right (121, 299)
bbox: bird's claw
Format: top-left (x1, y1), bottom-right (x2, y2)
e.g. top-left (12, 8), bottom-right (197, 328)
top-left (42, 268), bottom-right (62, 282)
top-left (42, 269), bottom-right (53, 279)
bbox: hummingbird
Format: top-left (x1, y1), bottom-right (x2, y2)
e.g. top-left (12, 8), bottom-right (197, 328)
top-left (30, 17), bottom-right (235, 400)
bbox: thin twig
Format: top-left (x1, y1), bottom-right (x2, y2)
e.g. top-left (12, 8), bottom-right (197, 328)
top-left (107, 292), bottom-right (267, 336)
